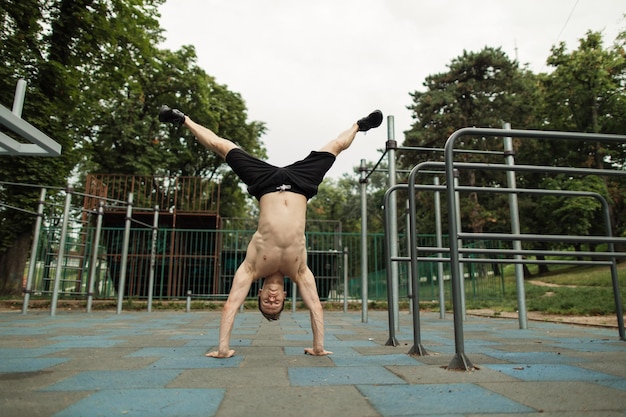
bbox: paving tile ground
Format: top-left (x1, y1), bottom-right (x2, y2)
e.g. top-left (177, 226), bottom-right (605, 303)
top-left (0, 309), bottom-right (624, 416)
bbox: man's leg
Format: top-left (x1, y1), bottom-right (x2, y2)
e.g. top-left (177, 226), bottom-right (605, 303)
top-left (184, 117), bottom-right (237, 159)
top-left (159, 105), bottom-right (237, 159)
top-left (319, 110), bottom-right (383, 156)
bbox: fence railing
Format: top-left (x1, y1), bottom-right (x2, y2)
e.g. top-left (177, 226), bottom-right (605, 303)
top-left (26, 227), bottom-right (503, 303)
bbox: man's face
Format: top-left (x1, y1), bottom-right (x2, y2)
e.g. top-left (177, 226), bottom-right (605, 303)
top-left (258, 287), bottom-right (287, 315)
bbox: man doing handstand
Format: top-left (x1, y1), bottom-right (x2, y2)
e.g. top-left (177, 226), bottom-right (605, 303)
top-left (159, 105), bottom-right (383, 358)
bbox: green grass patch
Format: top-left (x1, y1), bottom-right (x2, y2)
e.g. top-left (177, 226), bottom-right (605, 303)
top-left (464, 262), bottom-right (626, 316)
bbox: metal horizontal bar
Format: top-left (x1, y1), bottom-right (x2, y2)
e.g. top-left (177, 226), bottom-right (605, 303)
top-left (457, 232), bottom-right (625, 245)
top-left (0, 105), bottom-right (61, 156)
top-left (458, 247), bottom-right (626, 259)
top-left (391, 255), bottom-right (613, 266)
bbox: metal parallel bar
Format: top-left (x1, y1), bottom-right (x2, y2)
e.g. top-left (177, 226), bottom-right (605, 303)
top-left (0, 103), bottom-right (61, 156)
top-left (391, 256), bottom-right (614, 266)
top-left (442, 127), bottom-right (626, 370)
top-left (383, 185), bottom-right (403, 347)
top-left (457, 233), bottom-right (626, 245)
top-left (359, 159), bottom-right (369, 323)
top-left (387, 116), bottom-right (401, 338)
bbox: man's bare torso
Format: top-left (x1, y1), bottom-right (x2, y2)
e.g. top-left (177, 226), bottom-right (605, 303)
top-left (243, 192), bottom-right (308, 280)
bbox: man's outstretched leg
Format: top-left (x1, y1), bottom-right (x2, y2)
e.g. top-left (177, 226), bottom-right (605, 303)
top-left (159, 105), bottom-right (237, 159)
top-left (320, 110), bottom-right (383, 156)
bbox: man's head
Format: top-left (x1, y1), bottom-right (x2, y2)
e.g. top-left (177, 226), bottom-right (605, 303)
top-left (258, 276), bottom-right (287, 321)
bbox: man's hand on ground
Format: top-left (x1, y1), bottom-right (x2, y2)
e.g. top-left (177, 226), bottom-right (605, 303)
top-left (205, 349), bottom-right (235, 358)
top-left (304, 348), bottom-right (333, 356)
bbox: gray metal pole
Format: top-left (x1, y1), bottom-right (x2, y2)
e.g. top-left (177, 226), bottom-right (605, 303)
top-left (383, 186), bottom-right (399, 346)
top-left (503, 123), bottom-right (528, 329)
top-left (387, 115), bottom-right (400, 332)
top-left (453, 172), bottom-right (466, 320)
top-left (444, 149), bottom-right (473, 370)
top-left (12, 79), bottom-right (27, 116)
top-left (402, 177), bottom-right (426, 354)
top-left (433, 177), bottom-right (445, 319)
top-left (343, 247), bottom-right (348, 313)
top-left (86, 201), bottom-right (104, 313)
top-left (116, 193), bottom-right (133, 315)
top-left (147, 205), bottom-right (159, 313)
top-left (405, 200), bottom-right (412, 314)
top-left (23, 187), bottom-right (46, 315)
top-left (359, 159), bottom-right (369, 323)
top-left (50, 187), bottom-right (73, 317)
top-left (292, 281), bottom-right (297, 313)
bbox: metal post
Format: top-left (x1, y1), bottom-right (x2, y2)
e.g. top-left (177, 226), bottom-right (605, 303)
top-left (147, 205), bottom-right (159, 313)
top-left (403, 178), bottom-right (427, 354)
top-left (444, 139), bottom-right (474, 370)
top-left (405, 200), bottom-right (413, 314)
top-left (186, 290), bottom-right (192, 312)
top-left (359, 159), bottom-right (369, 323)
top-left (343, 247), bottom-right (348, 313)
top-left (292, 281), bottom-right (297, 313)
top-left (116, 193), bottom-right (133, 314)
top-left (12, 79), bottom-right (27, 117)
top-left (503, 123), bottom-right (528, 329)
top-left (383, 186), bottom-right (399, 346)
top-left (86, 201), bottom-right (104, 313)
top-left (50, 187), bottom-right (73, 317)
top-left (23, 187), bottom-right (46, 314)
top-left (387, 115), bottom-right (400, 332)
top-left (433, 176), bottom-right (445, 319)
top-left (454, 171), bottom-right (466, 320)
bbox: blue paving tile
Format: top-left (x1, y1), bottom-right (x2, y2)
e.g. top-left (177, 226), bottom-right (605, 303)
top-left (149, 356), bottom-right (243, 369)
top-left (0, 358), bottom-right (69, 373)
top-left (52, 388), bottom-right (225, 417)
top-left (289, 366), bottom-right (406, 386)
top-left (127, 347), bottom-right (209, 358)
top-left (597, 378), bottom-right (626, 391)
top-left (41, 370), bottom-right (181, 391)
top-left (284, 346), bottom-right (360, 356)
top-left (484, 363), bottom-right (622, 382)
top-left (184, 338), bottom-right (251, 348)
top-left (49, 336), bottom-right (123, 349)
top-left (330, 353), bottom-right (423, 367)
top-left (0, 347), bottom-right (65, 358)
top-left (481, 350), bottom-right (583, 364)
top-left (550, 338), bottom-right (626, 352)
top-left (0, 327), bottom-right (48, 336)
top-left (283, 333), bottom-right (317, 341)
top-left (357, 383), bottom-right (534, 416)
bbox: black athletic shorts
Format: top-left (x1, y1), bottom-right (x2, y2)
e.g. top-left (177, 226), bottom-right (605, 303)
top-left (225, 148), bottom-right (336, 200)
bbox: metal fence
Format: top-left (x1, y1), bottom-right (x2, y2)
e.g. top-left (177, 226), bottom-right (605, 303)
top-left (26, 226), bottom-right (503, 304)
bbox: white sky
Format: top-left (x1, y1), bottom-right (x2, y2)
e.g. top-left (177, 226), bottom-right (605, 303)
top-left (158, 0), bottom-right (625, 180)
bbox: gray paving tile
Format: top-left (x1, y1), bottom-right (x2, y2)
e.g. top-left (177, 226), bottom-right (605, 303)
top-left (52, 388), bottom-right (224, 417)
top-left (357, 383), bottom-right (534, 415)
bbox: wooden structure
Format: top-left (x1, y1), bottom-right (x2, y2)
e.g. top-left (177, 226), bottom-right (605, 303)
top-left (84, 174), bottom-right (221, 298)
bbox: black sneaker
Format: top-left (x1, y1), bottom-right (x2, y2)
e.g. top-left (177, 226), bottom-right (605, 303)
top-left (357, 110), bottom-right (383, 132)
top-left (159, 105), bottom-right (186, 125)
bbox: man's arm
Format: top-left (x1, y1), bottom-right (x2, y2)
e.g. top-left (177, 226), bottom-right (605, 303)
top-left (205, 269), bottom-right (253, 358)
top-left (296, 268), bottom-right (332, 356)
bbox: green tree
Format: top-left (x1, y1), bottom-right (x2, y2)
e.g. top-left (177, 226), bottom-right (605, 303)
top-left (0, 0), bottom-right (264, 295)
top-left (524, 30), bottom-right (626, 246)
top-left (0, 0), bottom-right (150, 295)
top-left (80, 44), bottom-right (266, 218)
top-left (403, 47), bottom-right (540, 235)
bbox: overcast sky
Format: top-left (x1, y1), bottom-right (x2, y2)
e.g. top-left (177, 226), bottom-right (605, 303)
top-left (158, 0), bottom-right (625, 180)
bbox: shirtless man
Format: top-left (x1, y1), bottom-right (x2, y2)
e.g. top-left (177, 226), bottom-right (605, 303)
top-left (159, 105), bottom-right (383, 357)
